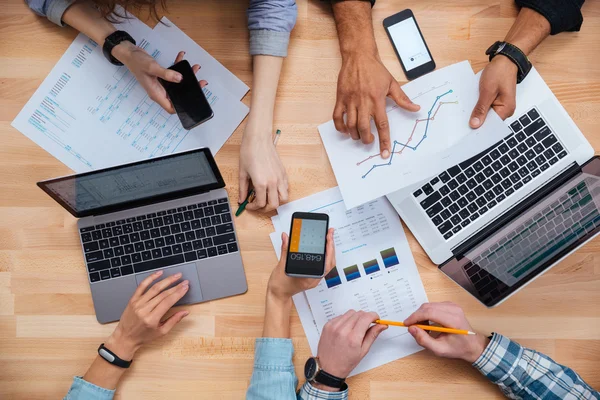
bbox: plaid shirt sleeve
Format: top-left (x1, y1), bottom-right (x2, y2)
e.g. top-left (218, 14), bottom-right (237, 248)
top-left (298, 382), bottom-right (348, 400)
top-left (473, 333), bottom-right (600, 399)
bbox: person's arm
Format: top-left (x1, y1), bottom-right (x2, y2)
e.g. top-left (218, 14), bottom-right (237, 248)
top-left (470, 7), bottom-right (550, 128)
top-left (515, 0), bottom-right (584, 35)
top-left (404, 302), bottom-right (599, 400)
top-left (27, 0), bottom-right (203, 114)
top-left (474, 333), bottom-right (600, 400)
top-left (247, 230), bottom-right (347, 400)
top-left (331, 0), bottom-right (419, 158)
top-left (64, 271), bottom-right (191, 399)
top-left (239, 0), bottom-right (297, 212)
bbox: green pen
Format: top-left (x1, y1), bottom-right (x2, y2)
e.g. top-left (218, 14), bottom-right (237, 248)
top-left (235, 129), bottom-right (282, 217)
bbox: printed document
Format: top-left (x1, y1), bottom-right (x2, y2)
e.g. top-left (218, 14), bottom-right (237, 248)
top-left (11, 15), bottom-right (249, 173)
top-left (318, 61), bottom-right (511, 209)
top-left (270, 187), bottom-right (428, 376)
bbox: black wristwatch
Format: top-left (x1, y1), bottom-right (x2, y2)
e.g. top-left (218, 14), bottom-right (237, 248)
top-left (98, 343), bottom-right (132, 368)
top-left (485, 41), bottom-right (532, 84)
top-left (304, 357), bottom-right (348, 390)
top-left (102, 30), bottom-right (136, 66)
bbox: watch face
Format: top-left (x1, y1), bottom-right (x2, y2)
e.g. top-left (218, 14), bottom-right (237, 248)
top-left (304, 358), bottom-right (318, 380)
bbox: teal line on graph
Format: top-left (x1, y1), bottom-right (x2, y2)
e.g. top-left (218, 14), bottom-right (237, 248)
top-left (361, 89), bottom-right (454, 179)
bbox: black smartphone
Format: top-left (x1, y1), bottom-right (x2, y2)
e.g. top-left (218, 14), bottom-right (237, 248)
top-left (285, 212), bottom-right (329, 278)
top-left (159, 60), bottom-right (213, 130)
top-left (383, 9), bottom-right (436, 80)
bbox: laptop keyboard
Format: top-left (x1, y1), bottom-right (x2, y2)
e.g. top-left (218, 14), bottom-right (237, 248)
top-left (413, 108), bottom-right (568, 241)
top-left (79, 198), bottom-right (237, 283)
top-left (462, 179), bottom-right (600, 303)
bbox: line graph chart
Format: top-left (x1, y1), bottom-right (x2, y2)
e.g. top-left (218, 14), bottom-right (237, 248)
top-left (318, 61), bottom-right (483, 209)
top-left (359, 89), bottom-right (458, 178)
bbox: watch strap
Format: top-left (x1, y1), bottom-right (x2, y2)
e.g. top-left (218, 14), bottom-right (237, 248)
top-left (485, 41), bottom-right (532, 84)
top-left (102, 30), bottom-right (136, 66)
top-left (98, 343), bottom-right (132, 368)
top-left (315, 370), bottom-right (347, 390)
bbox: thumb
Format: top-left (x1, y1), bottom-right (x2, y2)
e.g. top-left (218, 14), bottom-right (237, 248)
top-left (389, 81), bottom-right (420, 112)
top-left (470, 87), bottom-right (496, 129)
top-left (238, 170), bottom-right (249, 204)
top-left (408, 326), bottom-right (444, 355)
top-left (159, 310), bottom-right (189, 335)
top-left (280, 232), bottom-right (289, 261)
top-left (361, 324), bottom-right (388, 356)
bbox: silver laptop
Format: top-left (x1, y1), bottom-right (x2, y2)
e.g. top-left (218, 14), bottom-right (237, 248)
top-left (38, 148), bottom-right (247, 323)
top-left (389, 70), bottom-right (598, 307)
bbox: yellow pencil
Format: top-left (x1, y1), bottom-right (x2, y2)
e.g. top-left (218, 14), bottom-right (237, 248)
top-left (375, 319), bottom-right (475, 335)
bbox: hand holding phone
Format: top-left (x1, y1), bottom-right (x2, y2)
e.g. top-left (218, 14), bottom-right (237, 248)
top-left (384, 10), bottom-right (436, 80)
top-left (285, 212), bottom-right (330, 278)
top-left (159, 58), bottom-right (213, 130)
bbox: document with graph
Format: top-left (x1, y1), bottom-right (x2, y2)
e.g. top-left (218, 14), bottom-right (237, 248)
top-left (270, 187), bottom-right (428, 376)
top-left (11, 15), bottom-right (248, 173)
top-left (319, 61), bottom-right (511, 209)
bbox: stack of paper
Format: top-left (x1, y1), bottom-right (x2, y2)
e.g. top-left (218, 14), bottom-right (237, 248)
top-left (12, 14), bottom-right (249, 173)
top-left (270, 188), bottom-right (429, 376)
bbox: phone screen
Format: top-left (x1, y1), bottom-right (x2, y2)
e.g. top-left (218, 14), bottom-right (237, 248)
top-left (285, 213), bottom-right (329, 277)
top-left (160, 60), bottom-right (213, 130)
top-left (387, 17), bottom-right (432, 71)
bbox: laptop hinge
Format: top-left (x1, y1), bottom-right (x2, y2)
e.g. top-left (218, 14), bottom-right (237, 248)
top-left (450, 162), bottom-right (582, 261)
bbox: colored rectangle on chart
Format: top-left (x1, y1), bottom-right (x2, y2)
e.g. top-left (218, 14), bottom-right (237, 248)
top-left (363, 259), bottom-right (380, 275)
top-left (380, 247), bottom-right (399, 268)
top-left (343, 265), bottom-right (361, 282)
top-left (325, 268), bottom-right (342, 288)
top-left (289, 218), bottom-right (302, 253)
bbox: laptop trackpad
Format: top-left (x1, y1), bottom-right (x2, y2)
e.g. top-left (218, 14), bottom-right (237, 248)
top-left (135, 263), bottom-right (203, 306)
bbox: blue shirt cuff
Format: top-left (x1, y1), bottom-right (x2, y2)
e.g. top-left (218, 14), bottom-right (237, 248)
top-left (253, 338), bottom-right (295, 371)
top-left (64, 376), bottom-right (114, 400)
top-left (249, 30), bottom-right (290, 57)
top-left (47, 0), bottom-right (76, 26)
top-left (472, 333), bottom-right (523, 381)
top-left (298, 382), bottom-right (349, 400)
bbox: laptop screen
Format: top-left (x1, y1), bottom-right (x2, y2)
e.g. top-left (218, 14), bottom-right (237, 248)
top-left (440, 158), bottom-right (600, 307)
top-left (38, 148), bottom-right (224, 218)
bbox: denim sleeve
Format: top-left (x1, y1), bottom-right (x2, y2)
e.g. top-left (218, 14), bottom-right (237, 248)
top-left (515, 0), bottom-right (584, 34)
top-left (473, 333), bottom-right (600, 399)
top-left (247, 0), bottom-right (297, 57)
top-left (64, 376), bottom-right (114, 400)
top-left (25, 0), bottom-right (76, 26)
top-left (246, 338), bottom-right (299, 400)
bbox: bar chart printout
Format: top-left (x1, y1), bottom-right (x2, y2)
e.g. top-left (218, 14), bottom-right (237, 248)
top-left (343, 265), bottom-right (361, 281)
top-left (381, 248), bottom-right (400, 268)
top-left (271, 187), bottom-right (429, 375)
top-left (363, 259), bottom-right (381, 275)
top-left (325, 268), bottom-right (342, 288)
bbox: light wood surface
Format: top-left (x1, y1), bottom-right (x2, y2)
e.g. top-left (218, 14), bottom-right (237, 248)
top-left (1, 1), bottom-right (599, 398)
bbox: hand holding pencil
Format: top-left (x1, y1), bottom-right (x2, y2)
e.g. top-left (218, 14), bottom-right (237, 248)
top-left (398, 302), bottom-right (490, 363)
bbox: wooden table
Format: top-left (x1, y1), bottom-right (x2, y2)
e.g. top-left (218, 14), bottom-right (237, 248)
top-left (1, 0), bottom-right (599, 398)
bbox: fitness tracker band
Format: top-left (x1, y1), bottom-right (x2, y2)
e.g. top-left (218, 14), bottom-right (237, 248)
top-left (98, 343), bottom-right (132, 368)
top-left (304, 357), bottom-right (348, 390)
top-left (485, 41), bottom-right (532, 84)
top-left (102, 30), bottom-right (136, 66)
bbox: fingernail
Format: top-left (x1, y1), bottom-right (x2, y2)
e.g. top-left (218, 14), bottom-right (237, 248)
top-left (175, 73), bottom-right (183, 82)
top-left (470, 117), bottom-right (480, 127)
top-left (382, 149), bottom-right (390, 159)
top-left (183, 311), bottom-right (190, 317)
top-left (175, 273), bottom-right (182, 278)
top-left (156, 270), bottom-right (163, 276)
top-left (182, 51), bottom-right (186, 55)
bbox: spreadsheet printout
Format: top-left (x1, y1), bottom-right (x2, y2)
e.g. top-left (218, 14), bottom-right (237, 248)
top-left (12, 15), bottom-right (248, 173)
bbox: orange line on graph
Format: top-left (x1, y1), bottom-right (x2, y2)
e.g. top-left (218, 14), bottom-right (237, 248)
top-left (356, 101), bottom-right (459, 166)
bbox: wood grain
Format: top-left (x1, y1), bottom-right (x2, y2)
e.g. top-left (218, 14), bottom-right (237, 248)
top-left (1, 0), bottom-right (599, 398)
